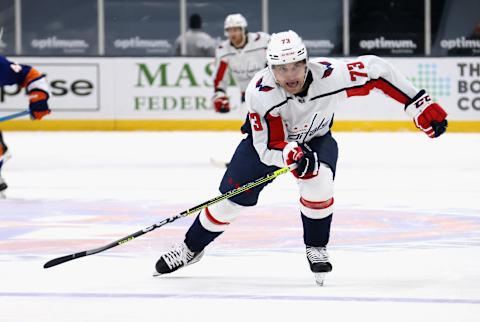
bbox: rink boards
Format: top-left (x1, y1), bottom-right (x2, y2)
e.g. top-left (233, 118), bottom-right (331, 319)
top-left (0, 56), bottom-right (479, 131)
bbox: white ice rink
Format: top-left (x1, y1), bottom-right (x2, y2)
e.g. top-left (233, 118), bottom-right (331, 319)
top-left (0, 131), bottom-right (479, 322)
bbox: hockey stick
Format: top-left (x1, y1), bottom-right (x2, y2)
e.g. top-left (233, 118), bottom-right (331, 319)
top-left (0, 110), bottom-right (30, 122)
top-left (43, 165), bottom-right (293, 269)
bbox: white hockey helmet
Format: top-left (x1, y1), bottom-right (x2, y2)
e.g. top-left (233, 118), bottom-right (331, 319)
top-left (267, 30), bottom-right (308, 66)
top-left (224, 13), bottom-right (248, 31)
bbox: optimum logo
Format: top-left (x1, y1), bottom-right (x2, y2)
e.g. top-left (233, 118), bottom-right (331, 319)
top-left (304, 40), bottom-right (334, 49)
top-left (359, 37), bottom-right (417, 53)
top-left (440, 37), bottom-right (480, 52)
top-left (440, 37), bottom-right (480, 54)
top-left (409, 63), bottom-right (451, 100)
top-left (304, 39), bottom-right (335, 54)
top-left (31, 37), bottom-right (90, 50)
top-left (114, 37), bottom-right (172, 53)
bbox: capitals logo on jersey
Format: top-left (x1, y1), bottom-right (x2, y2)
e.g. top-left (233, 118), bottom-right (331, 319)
top-left (319, 61), bottom-right (333, 79)
top-left (255, 77), bottom-right (274, 92)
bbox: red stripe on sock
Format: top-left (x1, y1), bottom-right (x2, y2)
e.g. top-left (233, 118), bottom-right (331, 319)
top-left (300, 197), bottom-right (334, 210)
top-left (205, 207), bottom-right (229, 225)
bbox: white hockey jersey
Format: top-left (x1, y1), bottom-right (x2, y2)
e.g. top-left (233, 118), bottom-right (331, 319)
top-left (174, 30), bottom-right (216, 57)
top-left (213, 32), bottom-right (270, 95)
top-left (245, 55), bottom-right (420, 168)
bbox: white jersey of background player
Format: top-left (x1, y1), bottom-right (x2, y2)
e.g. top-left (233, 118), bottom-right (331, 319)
top-left (154, 31), bottom-right (448, 286)
top-left (212, 13), bottom-right (269, 115)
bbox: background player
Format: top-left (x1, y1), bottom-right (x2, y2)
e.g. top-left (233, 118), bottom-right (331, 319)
top-left (0, 55), bottom-right (51, 197)
top-left (155, 30), bottom-right (448, 285)
top-left (174, 13), bottom-right (216, 57)
top-left (210, 13), bottom-right (270, 167)
top-left (212, 13), bottom-right (269, 116)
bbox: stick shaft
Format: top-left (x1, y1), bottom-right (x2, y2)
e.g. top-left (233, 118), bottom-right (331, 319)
top-left (44, 166), bottom-right (291, 268)
top-left (0, 110), bottom-right (30, 122)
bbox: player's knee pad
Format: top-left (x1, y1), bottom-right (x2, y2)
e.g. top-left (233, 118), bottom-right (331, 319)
top-left (298, 163), bottom-right (334, 219)
top-left (199, 199), bottom-right (246, 232)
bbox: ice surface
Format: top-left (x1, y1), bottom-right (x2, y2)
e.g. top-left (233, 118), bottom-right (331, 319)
top-left (1, 131), bottom-right (479, 322)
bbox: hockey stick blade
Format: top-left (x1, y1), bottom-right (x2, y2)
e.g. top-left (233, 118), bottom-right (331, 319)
top-left (43, 226), bottom-right (159, 269)
top-left (44, 251), bottom-right (87, 268)
top-left (43, 165), bottom-right (294, 269)
top-left (0, 110), bottom-right (30, 122)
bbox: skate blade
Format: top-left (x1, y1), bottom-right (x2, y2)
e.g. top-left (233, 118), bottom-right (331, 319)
top-left (314, 273), bottom-right (326, 286)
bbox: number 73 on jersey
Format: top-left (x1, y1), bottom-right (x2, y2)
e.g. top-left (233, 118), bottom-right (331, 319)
top-left (347, 61), bottom-right (368, 81)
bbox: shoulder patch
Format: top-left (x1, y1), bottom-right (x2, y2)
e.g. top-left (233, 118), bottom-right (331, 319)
top-left (254, 33), bottom-right (261, 41)
top-left (318, 61), bottom-right (333, 79)
top-left (256, 77), bottom-right (274, 92)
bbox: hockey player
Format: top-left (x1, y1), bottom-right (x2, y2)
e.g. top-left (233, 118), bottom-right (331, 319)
top-left (154, 31), bottom-right (448, 285)
top-left (0, 55), bottom-right (51, 197)
top-left (212, 13), bottom-right (269, 114)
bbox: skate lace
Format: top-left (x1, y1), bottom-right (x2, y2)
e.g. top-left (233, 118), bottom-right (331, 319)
top-left (163, 243), bottom-right (195, 269)
top-left (306, 247), bottom-right (329, 263)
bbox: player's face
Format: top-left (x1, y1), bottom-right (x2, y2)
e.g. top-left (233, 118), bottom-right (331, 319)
top-left (272, 61), bottom-right (307, 94)
top-left (226, 27), bottom-right (245, 47)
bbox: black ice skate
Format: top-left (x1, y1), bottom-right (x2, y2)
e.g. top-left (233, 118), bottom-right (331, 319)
top-left (0, 144), bottom-right (10, 198)
top-left (306, 246), bottom-right (332, 286)
top-left (154, 242), bottom-right (204, 276)
top-left (0, 175), bottom-right (7, 198)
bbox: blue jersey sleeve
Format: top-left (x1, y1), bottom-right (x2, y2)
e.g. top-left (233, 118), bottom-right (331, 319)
top-left (0, 55), bottom-right (32, 87)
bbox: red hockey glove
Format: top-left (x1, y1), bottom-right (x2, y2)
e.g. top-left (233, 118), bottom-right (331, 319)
top-left (283, 142), bottom-right (319, 179)
top-left (27, 76), bottom-right (51, 120)
top-left (405, 90), bottom-right (447, 138)
top-left (212, 91), bottom-right (230, 113)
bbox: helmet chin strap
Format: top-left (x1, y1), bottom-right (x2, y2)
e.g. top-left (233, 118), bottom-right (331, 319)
top-left (301, 65), bottom-right (309, 86)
